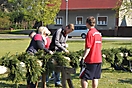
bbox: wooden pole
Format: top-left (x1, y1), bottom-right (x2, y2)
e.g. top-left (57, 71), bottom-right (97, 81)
top-left (61, 67), bottom-right (67, 88)
top-left (55, 66), bottom-right (76, 88)
top-left (42, 73), bottom-right (47, 88)
top-left (67, 79), bottom-right (74, 88)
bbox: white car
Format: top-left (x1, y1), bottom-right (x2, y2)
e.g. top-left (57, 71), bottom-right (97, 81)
top-left (68, 25), bottom-right (89, 39)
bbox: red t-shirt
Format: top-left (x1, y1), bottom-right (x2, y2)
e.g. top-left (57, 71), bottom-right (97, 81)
top-left (34, 34), bottom-right (42, 41)
top-left (45, 37), bottom-right (51, 49)
top-left (84, 28), bottom-right (102, 63)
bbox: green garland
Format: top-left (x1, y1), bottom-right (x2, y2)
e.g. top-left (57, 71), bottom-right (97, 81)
top-left (1, 53), bottom-right (24, 83)
top-left (0, 50), bottom-right (81, 83)
top-left (102, 47), bottom-right (132, 70)
top-left (35, 50), bottom-right (54, 75)
top-left (63, 51), bottom-right (80, 68)
top-left (1, 47), bottom-right (132, 86)
top-left (18, 52), bottom-right (43, 83)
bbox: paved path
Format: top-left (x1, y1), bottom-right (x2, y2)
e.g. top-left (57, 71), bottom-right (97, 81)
top-left (0, 34), bottom-right (132, 41)
top-left (0, 34), bottom-right (29, 39)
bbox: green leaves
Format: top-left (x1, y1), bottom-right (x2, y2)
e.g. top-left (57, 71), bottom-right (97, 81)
top-left (1, 53), bottom-right (24, 83)
top-left (1, 47), bottom-right (132, 85)
top-left (14, 0), bottom-right (61, 25)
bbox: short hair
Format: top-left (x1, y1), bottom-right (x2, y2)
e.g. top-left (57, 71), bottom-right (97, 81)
top-left (66, 24), bottom-right (74, 31)
top-left (86, 16), bottom-right (96, 26)
top-left (29, 31), bottom-right (36, 37)
top-left (38, 26), bottom-right (51, 35)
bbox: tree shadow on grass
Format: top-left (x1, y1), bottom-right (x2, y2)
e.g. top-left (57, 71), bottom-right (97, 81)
top-left (118, 78), bottom-right (132, 84)
top-left (0, 81), bottom-right (27, 88)
top-left (0, 82), bottom-right (27, 88)
top-left (0, 82), bottom-right (14, 88)
top-left (0, 76), bottom-right (27, 88)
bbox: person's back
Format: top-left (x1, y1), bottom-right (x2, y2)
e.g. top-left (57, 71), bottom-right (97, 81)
top-left (26, 34), bottom-right (43, 54)
top-left (49, 28), bottom-right (67, 51)
top-left (80, 16), bottom-right (102, 88)
top-left (26, 27), bottom-right (53, 54)
top-left (85, 28), bottom-right (102, 63)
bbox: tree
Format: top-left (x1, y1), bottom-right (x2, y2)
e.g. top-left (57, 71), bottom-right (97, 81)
top-left (8, 0), bottom-right (61, 26)
top-left (115, 0), bottom-right (132, 19)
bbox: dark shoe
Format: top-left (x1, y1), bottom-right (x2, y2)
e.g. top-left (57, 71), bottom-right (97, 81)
top-left (55, 84), bottom-right (62, 87)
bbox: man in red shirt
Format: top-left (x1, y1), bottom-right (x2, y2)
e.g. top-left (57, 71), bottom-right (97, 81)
top-left (79, 16), bottom-right (102, 88)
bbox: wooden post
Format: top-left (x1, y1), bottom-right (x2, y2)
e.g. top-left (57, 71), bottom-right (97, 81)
top-left (61, 67), bottom-right (67, 88)
top-left (55, 66), bottom-right (76, 88)
top-left (64, 67), bottom-right (75, 88)
top-left (67, 79), bottom-right (74, 88)
top-left (42, 73), bottom-right (47, 88)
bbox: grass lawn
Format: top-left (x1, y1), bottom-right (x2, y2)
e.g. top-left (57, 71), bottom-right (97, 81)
top-left (0, 39), bottom-right (132, 88)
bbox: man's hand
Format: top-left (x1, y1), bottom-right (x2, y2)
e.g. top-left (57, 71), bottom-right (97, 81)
top-left (49, 50), bottom-right (54, 55)
top-left (64, 49), bottom-right (69, 53)
top-left (79, 58), bottom-right (84, 67)
top-left (79, 57), bottom-right (86, 68)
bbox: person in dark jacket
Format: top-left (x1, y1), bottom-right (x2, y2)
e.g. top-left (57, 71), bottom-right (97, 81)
top-left (26, 26), bottom-right (53, 54)
top-left (49, 24), bottom-right (74, 87)
top-left (28, 31), bottom-right (36, 39)
top-left (26, 26), bottom-right (53, 88)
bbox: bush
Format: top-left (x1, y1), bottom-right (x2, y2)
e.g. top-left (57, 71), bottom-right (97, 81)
top-left (0, 16), bottom-right (11, 29)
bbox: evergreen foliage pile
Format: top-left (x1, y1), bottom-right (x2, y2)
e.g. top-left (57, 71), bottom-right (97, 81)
top-left (1, 47), bottom-right (132, 85)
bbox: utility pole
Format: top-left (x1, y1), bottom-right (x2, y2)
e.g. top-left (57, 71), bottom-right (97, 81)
top-left (65, 0), bottom-right (68, 26)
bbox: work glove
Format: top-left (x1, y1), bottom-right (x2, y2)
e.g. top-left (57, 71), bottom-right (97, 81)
top-left (79, 58), bottom-right (85, 67)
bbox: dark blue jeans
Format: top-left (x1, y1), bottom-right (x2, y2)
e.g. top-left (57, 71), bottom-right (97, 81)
top-left (54, 71), bottom-right (61, 85)
top-left (54, 50), bottom-right (63, 85)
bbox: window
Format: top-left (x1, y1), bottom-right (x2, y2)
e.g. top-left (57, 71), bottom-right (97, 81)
top-left (55, 16), bottom-right (63, 25)
top-left (97, 16), bottom-right (108, 25)
top-left (75, 25), bottom-right (87, 30)
top-left (76, 16), bottom-right (83, 25)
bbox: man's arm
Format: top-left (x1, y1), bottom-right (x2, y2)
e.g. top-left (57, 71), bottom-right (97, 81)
top-left (55, 29), bottom-right (67, 51)
top-left (36, 40), bottom-right (50, 53)
top-left (34, 34), bottom-right (53, 54)
top-left (83, 48), bottom-right (90, 60)
top-left (79, 48), bottom-right (90, 68)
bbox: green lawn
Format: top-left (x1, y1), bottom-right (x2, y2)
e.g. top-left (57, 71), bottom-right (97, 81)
top-left (0, 39), bottom-right (132, 88)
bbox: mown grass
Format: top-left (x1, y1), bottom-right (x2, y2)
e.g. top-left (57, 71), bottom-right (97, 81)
top-left (0, 39), bottom-right (132, 88)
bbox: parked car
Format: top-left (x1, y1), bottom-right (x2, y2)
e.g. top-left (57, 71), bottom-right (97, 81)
top-left (68, 25), bottom-right (89, 39)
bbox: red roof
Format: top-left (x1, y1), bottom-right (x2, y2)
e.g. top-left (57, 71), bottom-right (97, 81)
top-left (60, 0), bottom-right (122, 10)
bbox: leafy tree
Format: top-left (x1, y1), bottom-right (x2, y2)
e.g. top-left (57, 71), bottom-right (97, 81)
top-left (8, 0), bottom-right (61, 26)
top-left (115, 0), bottom-right (132, 19)
top-left (0, 9), bottom-right (11, 29)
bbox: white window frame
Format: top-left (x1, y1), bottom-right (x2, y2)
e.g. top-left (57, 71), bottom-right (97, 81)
top-left (55, 16), bottom-right (63, 25)
top-left (76, 16), bottom-right (83, 25)
top-left (97, 16), bottom-right (108, 26)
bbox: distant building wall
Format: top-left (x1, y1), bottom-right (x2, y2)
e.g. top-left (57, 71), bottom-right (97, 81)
top-left (117, 26), bottom-right (132, 37)
top-left (48, 9), bottom-right (117, 31)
